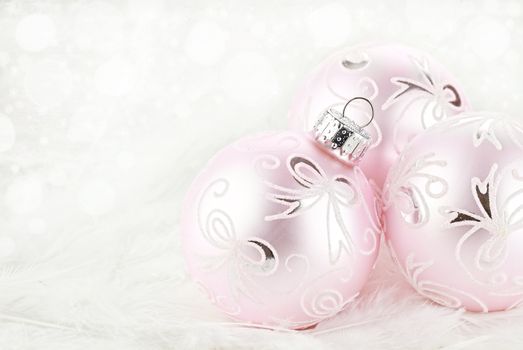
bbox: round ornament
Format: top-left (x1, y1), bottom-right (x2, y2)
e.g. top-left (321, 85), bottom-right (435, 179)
top-left (181, 131), bottom-right (381, 328)
top-left (383, 113), bottom-right (523, 312)
top-left (288, 43), bottom-right (470, 187)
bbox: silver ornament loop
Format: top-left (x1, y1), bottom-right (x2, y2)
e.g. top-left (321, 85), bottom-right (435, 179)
top-left (342, 97), bottom-right (374, 129)
top-left (312, 98), bottom-right (374, 165)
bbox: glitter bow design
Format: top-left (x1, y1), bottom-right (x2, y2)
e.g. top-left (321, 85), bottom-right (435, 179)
top-left (445, 164), bottom-right (523, 274)
top-left (200, 209), bottom-right (279, 302)
top-left (265, 156), bottom-right (359, 264)
top-left (382, 56), bottom-right (462, 119)
top-left (198, 180), bottom-right (279, 303)
top-left (382, 56), bottom-right (463, 154)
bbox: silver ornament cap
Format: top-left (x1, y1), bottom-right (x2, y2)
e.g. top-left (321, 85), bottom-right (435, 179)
top-left (312, 97), bottom-right (373, 164)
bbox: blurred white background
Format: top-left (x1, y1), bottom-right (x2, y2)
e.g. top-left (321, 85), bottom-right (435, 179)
top-left (0, 1), bottom-right (522, 349)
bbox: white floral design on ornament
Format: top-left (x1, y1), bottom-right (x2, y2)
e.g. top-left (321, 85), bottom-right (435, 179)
top-left (387, 242), bottom-right (488, 312)
top-left (490, 275), bottom-right (523, 311)
top-left (434, 113), bottom-right (523, 151)
top-left (383, 152), bottom-right (448, 227)
top-left (300, 266), bottom-right (357, 324)
top-left (443, 164), bottom-right (523, 276)
top-left (265, 156), bottom-right (360, 264)
top-left (382, 55), bottom-right (462, 118)
top-left (269, 266), bottom-right (356, 329)
top-left (382, 56), bottom-right (463, 154)
top-left (197, 179), bottom-right (279, 306)
top-left (404, 253), bottom-right (488, 312)
top-left (300, 288), bottom-right (359, 321)
top-left (491, 276), bottom-right (523, 311)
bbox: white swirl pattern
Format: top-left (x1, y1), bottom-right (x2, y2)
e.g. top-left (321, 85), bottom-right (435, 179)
top-left (298, 266), bottom-right (357, 325)
top-left (383, 152), bottom-right (448, 227)
top-left (387, 241), bottom-right (488, 312)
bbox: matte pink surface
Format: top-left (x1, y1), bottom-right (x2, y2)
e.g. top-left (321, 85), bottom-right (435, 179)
top-left (181, 131), bottom-right (381, 328)
top-left (288, 43), bottom-right (470, 187)
top-left (383, 113), bottom-right (523, 312)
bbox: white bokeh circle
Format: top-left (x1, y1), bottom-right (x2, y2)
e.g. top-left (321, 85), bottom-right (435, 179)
top-left (0, 114), bottom-right (15, 152)
top-left (184, 20), bottom-right (228, 66)
top-left (28, 217), bottom-right (47, 235)
top-left (95, 58), bottom-right (136, 96)
top-left (221, 52), bottom-right (279, 106)
top-left (116, 151), bottom-right (136, 170)
top-left (67, 105), bottom-right (109, 143)
top-left (16, 14), bottom-right (56, 52)
top-left (307, 3), bottom-right (351, 47)
top-left (0, 236), bottom-right (16, 258)
top-left (5, 177), bottom-right (43, 214)
top-left (466, 16), bottom-right (511, 61)
top-left (78, 179), bottom-right (116, 216)
top-left (72, 2), bottom-right (124, 51)
top-left (24, 59), bottom-right (72, 108)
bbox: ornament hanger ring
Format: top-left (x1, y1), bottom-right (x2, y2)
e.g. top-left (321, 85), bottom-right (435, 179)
top-left (342, 97), bottom-right (374, 129)
top-left (312, 97), bottom-right (373, 164)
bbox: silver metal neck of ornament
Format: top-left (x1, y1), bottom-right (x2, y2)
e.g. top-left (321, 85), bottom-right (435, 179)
top-left (312, 97), bottom-right (373, 165)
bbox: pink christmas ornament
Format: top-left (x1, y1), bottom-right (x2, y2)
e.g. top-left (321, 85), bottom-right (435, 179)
top-left (383, 113), bottom-right (523, 312)
top-left (181, 131), bottom-right (381, 329)
top-left (288, 43), bottom-right (470, 187)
